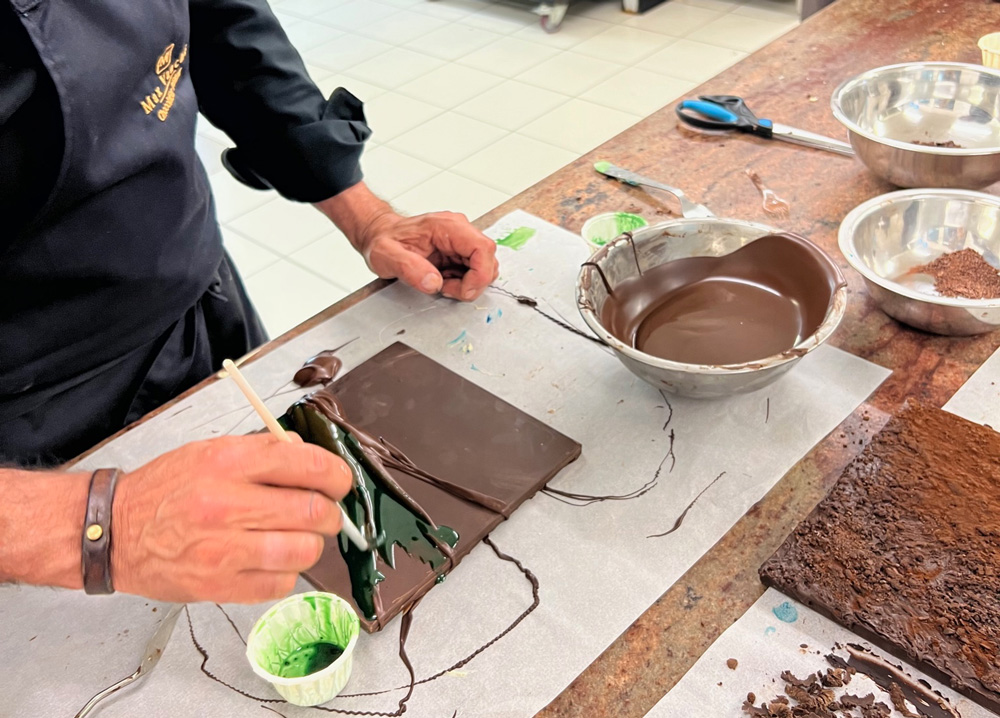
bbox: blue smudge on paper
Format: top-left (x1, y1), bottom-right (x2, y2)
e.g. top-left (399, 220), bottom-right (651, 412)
top-left (447, 330), bottom-right (467, 346)
top-left (772, 602), bottom-right (798, 623)
top-left (764, 626), bottom-right (777, 637)
top-left (486, 308), bottom-right (503, 325)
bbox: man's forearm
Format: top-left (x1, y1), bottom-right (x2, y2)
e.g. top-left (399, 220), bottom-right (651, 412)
top-left (0, 469), bottom-right (90, 588)
top-left (314, 182), bottom-right (397, 253)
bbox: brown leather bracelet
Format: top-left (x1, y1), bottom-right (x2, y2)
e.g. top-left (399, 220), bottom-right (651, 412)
top-left (81, 468), bottom-right (120, 595)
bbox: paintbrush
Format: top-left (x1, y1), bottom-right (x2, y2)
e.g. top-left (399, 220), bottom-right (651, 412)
top-left (221, 359), bottom-right (374, 552)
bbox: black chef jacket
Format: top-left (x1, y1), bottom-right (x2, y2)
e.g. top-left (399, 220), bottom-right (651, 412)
top-left (0, 0), bottom-right (372, 464)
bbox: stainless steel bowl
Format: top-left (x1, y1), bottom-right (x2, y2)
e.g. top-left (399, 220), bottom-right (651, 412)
top-left (576, 219), bottom-right (848, 399)
top-left (831, 62), bottom-right (1000, 188)
top-left (839, 188), bottom-right (1000, 336)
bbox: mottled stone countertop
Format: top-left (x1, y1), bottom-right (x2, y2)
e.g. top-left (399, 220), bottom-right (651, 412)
top-left (81, 0), bottom-right (999, 714)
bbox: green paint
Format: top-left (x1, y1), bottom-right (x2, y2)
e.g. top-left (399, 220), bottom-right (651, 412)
top-left (586, 211), bottom-right (648, 247)
top-left (435, 573), bottom-right (447, 585)
top-left (281, 405), bottom-right (460, 622)
top-left (593, 160), bottom-right (611, 174)
top-left (496, 227), bottom-right (536, 251)
top-left (277, 642), bottom-right (344, 678)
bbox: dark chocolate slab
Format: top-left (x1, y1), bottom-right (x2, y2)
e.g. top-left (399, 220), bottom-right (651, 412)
top-left (300, 343), bottom-right (582, 632)
top-left (761, 403), bottom-right (1000, 714)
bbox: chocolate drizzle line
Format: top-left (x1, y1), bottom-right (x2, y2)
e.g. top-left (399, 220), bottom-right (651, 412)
top-left (541, 475), bottom-right (658, 506)
top-left (338, 537), bottom-right (541, 699)
top-left (304, 391), bottom-right (506, 517)
top-left (766, 397), bottom-right (770, 424)
top-left (216, 603), bottom-right (246, 645)
top-left (260, 706), bottom-right (288, 717)
top-left (827, 645), bottom-right (961, 718)
top-left (489, 286), bottom-right (606, 348)
top-left (647, 471), bottom-right (726, 539)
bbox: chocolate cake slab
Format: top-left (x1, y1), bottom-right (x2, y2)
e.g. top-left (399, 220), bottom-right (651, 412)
top-left (300, 342), bottom-right (582, 632)
top-left (760, 403), bottom-right (1000, 714)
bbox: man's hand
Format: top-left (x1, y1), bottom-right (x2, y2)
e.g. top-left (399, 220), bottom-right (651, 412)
top-left (315, 183), bottom-right (499, 301)
top-left (112, 434), bottom-right (352, 603)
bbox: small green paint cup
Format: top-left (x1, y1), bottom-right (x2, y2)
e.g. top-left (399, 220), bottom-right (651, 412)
top-left (246, 591), bottom-right (360, 706)
top-left (580, 212), bottom-right (648, 251)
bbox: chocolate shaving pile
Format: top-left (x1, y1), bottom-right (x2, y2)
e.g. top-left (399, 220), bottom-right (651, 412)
top-left (912, 248), bottom-right (1000, 299)
top-left (741, 666), bottom-right (898, 718)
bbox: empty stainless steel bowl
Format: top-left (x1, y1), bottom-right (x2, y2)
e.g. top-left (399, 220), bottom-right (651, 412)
top-left (839, 188), bottom-right (1000, 336)
top-left (832, 62), bottom-right (1000, 188)
top-left (576, 219), bottom-right (847, 399)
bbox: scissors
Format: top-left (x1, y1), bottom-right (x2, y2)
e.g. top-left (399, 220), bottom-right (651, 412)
top-left (677, 95), bottom-right (855, 157)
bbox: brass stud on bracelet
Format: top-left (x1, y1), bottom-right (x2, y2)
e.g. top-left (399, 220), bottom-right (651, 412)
top-left (85, 524), bottom-right (104, 541)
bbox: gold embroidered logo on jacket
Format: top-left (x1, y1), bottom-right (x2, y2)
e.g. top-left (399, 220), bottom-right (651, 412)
top-left (140, 43), bottom-right (188, 121)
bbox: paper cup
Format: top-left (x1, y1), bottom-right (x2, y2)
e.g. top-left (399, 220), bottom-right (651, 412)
top-left (246, 591), bottom-right (360, 706)
top-left (979, 32), bottom-right (1000, 68)
top-left (581, 212), bottom-right (648, 250)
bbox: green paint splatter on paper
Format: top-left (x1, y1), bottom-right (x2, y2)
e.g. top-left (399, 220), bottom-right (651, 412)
top-left (496, 227), bottom-right (536, 250)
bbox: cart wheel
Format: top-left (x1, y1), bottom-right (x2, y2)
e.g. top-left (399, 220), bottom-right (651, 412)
top-left (540, 3), bottom-right (568, 32)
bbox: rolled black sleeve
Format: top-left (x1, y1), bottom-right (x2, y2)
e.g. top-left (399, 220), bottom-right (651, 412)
top-left (188, 0), bottom-right (371, 202)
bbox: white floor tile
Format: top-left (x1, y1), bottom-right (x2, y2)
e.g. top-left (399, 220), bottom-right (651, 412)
top-left (735, 0), bottom-right (800, 18)
top-left (359, 91), bottom-right (443, 141)
top-left (387, 112), bottom-right (508, 167)
top-left (392, 171), bottom-right (509, 220)
top-left (459, 3), bottom-right (537, 34)
top-left (512, 15), bottom-right (613, 50)
top-left (304, 63), bottom-right (333, 83)
top-left (397, 62), bottom-right (503, 109)
top-left (674, 0), bottom-right (743, 11)
top-left (196, 114), bottom-right (231, 144)
top-left (405, 23), bottom-right (502, 61)
top-left (581, 66), bottom-right (696, 117)
top-left (229, 200), bottom-right (336, 254)
top-left (374, 0), bottom-right (427, 8)
top-left (305, 35), bottom-right (393, 72)
top-left (356, 10), bottom-right (450, 45)
top-left (571, 24), bottom-right (670, 64)
top-left (245, 259), bottom-right (349, 337)
top-left (519, 98), bottom-right (640, 154)
top-left (687, 13), bottom-right (796, 52)
top-left (571, 0), bottom-right (635, 24)
top-left (222, 226), bottom-right (281, 278)
top-left (361, 145), bottom-right (441, 199)
top-left (289, 231), bottom-right (377, 293)
top-left (279, 0), bottom-right (351, 19)
top-left (410, 0), bottom-right (488, 21)
top-left (209, 172), bottom-right (277, 224)
top-left (346, 47), bottom-right (446, 88)
top-left (316, 0), bottom-right (399, 32)
top-left (623, 2), bottom-right (722, 35)
top-left (454, 79), bottom-right (569, 131)
top-left (515, 51), bottom-right (624, 96)
top-left (283, 20), bottom-right (344, 52)
top-left (195, 133), bottom-right (228, 177)
top-left (638, 38), bottom-right (745, 83)
top-left (271, 9), bottom-right (302, 27)
top-left (452, 133), bottom-right (576, 195)
top-left (456, 35), bottom-right (561, 78)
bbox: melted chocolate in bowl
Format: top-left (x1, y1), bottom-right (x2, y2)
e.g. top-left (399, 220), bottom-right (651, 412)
top-left (601, 234), bottom-right (843, 365)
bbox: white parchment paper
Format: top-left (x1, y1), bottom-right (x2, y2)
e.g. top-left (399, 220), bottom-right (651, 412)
top-left (0, 211), bottom-right (889, 718)
top-left (644, 589), bottom-right (996, 718)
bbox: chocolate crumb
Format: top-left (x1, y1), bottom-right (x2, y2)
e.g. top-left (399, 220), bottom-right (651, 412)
top-left (728, 658), bottom-right (739, 670)
top-left (909, 248), bottom-right (1000, 299)
top-left (748, 692), bottom-right (757, 704)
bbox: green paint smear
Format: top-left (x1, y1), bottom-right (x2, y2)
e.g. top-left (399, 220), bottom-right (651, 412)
top-left (496, 227), bottom-right (536, 251)
top-left (277, 642), bottom-right (344, 678)
top-left (593, 160), bottom-right (611, 174)
top-left (281, 405), bottom-right (459, 622)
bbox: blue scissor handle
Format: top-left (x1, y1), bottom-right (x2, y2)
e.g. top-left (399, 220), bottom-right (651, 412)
top-left (676, 95), bottom-right (774, 138)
